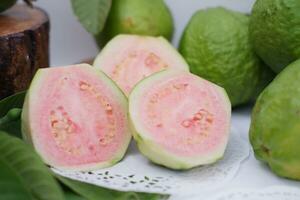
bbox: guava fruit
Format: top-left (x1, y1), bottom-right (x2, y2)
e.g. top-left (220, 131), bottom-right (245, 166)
top-left (249, 59), bottom-right (300, 180)
top-left (179, 7), bottom-right (275, 107)
top-left (93, 34), bottom-right (189, 96)
top-left (21, 64), bottom-right (132, 171)
top-left (0, 0), bottom-right (16, 13)
top-left (95, 0), bottom-right (173, 47)
top-left (250, 0), bottom-right (300, 73)
top-left (129, 70), bottom-right (231, 170)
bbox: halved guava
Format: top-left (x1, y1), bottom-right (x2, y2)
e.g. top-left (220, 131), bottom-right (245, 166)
top-left (93, 34), bottom-right (189, 96)
top-left (22, 64), bottom-right (131, 171)
top-left (129, 70), bottom-right (231, 169)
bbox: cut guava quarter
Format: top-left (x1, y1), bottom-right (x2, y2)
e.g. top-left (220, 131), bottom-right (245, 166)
top-left (93, 34), bottom-right (189, 96)
top-left (129, 70), bottom-right (231, 170)
top-left (21, 64), bottom-right (131, 171)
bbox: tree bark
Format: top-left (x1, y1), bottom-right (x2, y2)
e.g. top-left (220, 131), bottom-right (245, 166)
top-left (0, 4), bottom-right (50, 99)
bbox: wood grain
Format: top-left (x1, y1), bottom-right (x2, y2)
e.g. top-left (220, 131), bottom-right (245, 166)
top-left (0, 4), bottom-right (50, 99)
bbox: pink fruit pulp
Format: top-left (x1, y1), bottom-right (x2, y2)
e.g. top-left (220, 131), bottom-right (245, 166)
top-left (24, 65), bottom-right (130, 169)
top-left (94, 35), bottom-right (189, 95)
top-left (138, 72), bottom-right (230, 157)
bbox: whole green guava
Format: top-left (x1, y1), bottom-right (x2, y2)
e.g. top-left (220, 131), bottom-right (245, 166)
top-left (249, 59), bottom-right (300, 180)
top-left (179, 7), bottom-right (274, 107)
top-left (250, 0), bottom-right (300, 73)
top-left (0, 0), bottom-right (17, 13)
top-left (95, 0), bottom-right (174, 47)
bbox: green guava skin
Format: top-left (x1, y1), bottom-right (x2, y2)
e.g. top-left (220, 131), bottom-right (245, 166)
top-left (179, 7), bottom-right (274, 107)
top-left (0, 0), bottom-right (17, 13)
top-left (250, 0), bottom-right (300, 73)
top-left (249, 59), bottom-right (300, 180)
top-left (96, 0), bottom-right (174, 47)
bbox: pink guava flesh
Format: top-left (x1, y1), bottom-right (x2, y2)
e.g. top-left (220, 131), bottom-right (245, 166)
top-left (93, 34), bottom-right (189, 96)
top-left (22, 64), bottom-right (131, 170)
top-left (129, 70), bottom-right (231, 169)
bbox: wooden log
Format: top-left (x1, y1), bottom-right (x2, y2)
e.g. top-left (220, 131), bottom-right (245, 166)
top-left (0, 4), bottom-right (50, 99)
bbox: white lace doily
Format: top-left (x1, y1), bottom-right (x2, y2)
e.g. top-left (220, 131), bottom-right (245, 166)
top-left (52, 129), bottom-right (249, 195)
top-left (206, 186), bottom-right (300, 200)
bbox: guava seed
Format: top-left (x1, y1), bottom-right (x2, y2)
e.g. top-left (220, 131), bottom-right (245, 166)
top-left (182, 120), bottom-right (191, 128)
top-left (79, 81), bottom-right (90, 90)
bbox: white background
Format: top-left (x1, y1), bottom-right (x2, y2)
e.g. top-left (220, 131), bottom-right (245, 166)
top-left (31, 0), bottom-right (300, 197)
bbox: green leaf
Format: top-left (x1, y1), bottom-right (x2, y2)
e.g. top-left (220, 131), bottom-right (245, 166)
top-left (0, 117), bottom-right (22, 138)
top-left (0, 91), bottom-right (26, 138)
top-left (64, 191), bottom-right (86, 200)
top-left (0, 132), bottom-right (65, 200)
top-left (0, 92), bottom-right (26, 137)
top-left (0, 91), bottom-right (26, 117)
top-left (71, 0), bottom-right (112, 34)
top-left (56, 175), bottom-right (166, 200)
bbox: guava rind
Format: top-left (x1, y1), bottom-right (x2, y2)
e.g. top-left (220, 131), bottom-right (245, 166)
top-left (93, 34), bottom-right (189, 96)
top-left (129, 70), bottom-right (231, 170)
top-left (95, 0), bottom-right (174, 47)
top-left (179, 7), bottom-right (274, 107)
top-left (0, 0), bottom-right (16, 13)
top-left (22, 64), bottom-right (131, 171)
top-left (249, 59), bottom-right (300, 180)
top-left (250, 0), bottom-right (300, 73)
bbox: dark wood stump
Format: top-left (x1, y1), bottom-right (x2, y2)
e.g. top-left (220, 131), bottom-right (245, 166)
top-left (0, 4), bottom-right (50, 99)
